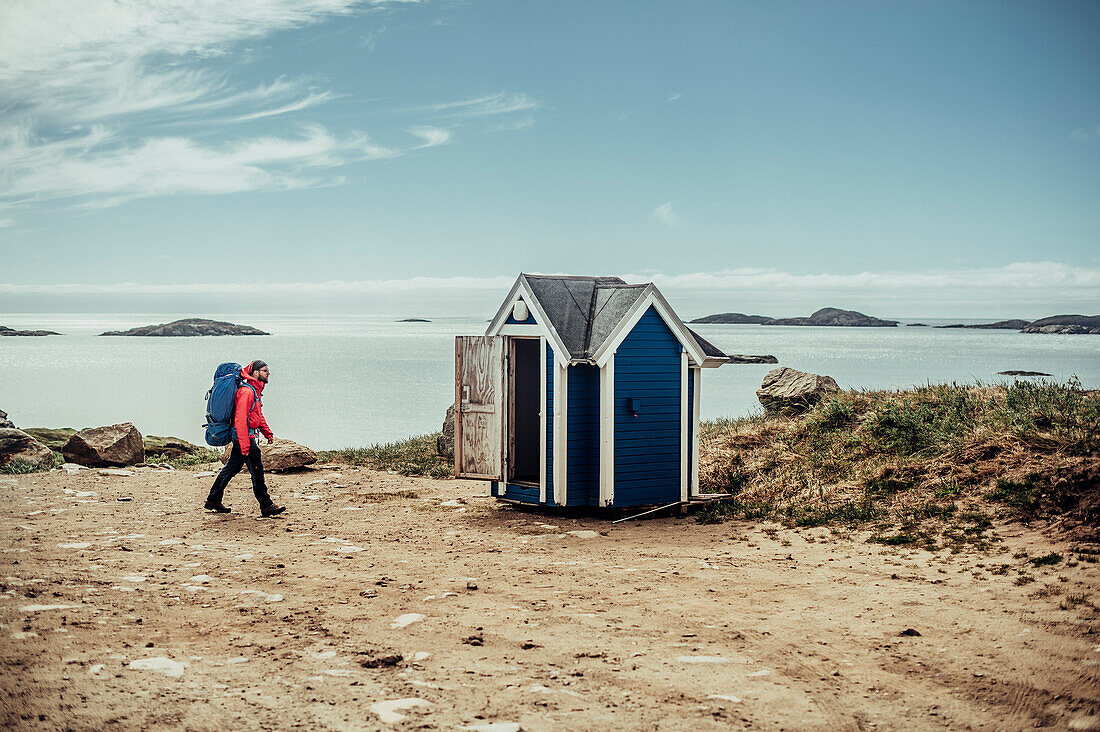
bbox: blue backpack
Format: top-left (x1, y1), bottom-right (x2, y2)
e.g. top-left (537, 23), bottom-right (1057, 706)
top-left (203, 362), bottom-right (257, 446)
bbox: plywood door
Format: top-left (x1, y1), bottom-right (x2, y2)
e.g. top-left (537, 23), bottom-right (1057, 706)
top-left (455, 336), bottom-right (505, 480)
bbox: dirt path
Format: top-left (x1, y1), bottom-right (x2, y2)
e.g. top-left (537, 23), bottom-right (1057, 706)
top-left (1, 465), bottom-right (1098, 731)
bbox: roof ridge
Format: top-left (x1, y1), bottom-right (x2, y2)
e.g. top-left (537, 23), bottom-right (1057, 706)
top-left (582, 283), bottom-right (598, 355)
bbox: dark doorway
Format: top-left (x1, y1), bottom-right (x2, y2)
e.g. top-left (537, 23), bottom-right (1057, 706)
top-left (510, 338), bottom-right (540, 484)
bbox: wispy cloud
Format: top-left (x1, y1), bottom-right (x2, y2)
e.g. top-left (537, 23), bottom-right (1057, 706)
top-left (666, 92), bottom-right (681, 102)
top-left (0, 121), bottom-right (397, 209)
top-left (0, 1), bottom-right (492, 223)
top-left (421, 92), bottom-right (540, 118)
top-left (226, 91), bottom-right (339, 124)
top-left (629, 262), bottom-right (1100, 294)
top-left (651, 202), bottom-right (677, 226)
top-left (407, 126), bottom-right (452, 148)
top-left (1069, 124), bottom-right (1100, 141)
top-left (9, 264), bottom-right (1094, 302)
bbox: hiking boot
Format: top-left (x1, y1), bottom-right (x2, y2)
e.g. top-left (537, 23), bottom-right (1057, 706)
top-left (261, 504), bottom-right (286, 518)
top-left (203, 502), bottom-right (231, 513)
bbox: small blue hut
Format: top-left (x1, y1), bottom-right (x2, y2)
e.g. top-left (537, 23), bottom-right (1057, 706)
top-left (455, 274), bottom-right (729, 508)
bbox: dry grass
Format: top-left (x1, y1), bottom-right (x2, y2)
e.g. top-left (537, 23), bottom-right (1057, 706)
top-left (318, 434), bottom-right (453, 479)
top-left (697, 380), bottom-right (1100, 546)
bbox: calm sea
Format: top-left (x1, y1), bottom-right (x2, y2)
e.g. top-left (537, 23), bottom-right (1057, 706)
top-left (2, 313), bottom-right (1098, 450)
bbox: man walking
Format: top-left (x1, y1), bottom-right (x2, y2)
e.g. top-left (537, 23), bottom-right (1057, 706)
top-left (205, 360), bottom-right (286, 517)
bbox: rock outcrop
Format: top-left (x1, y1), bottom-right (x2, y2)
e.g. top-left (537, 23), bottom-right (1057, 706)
top-left (1020, 315), bottom-right (1100, 335)
top-left (99, 318), bottom-right (269, 337)
top-left (0, 429), bottom-right (55, 469)
top-left (221, 438), bottom-right (317, 471)
top-left (936, 320), bottom-right (1029, 330)
top-left (0, 410), bottom-right (13, 429)
top-left (144, 435), bottom-right (206, 461)
top-left (756, 367), bottom-right (840, 414)
top-left (690, 313), bottom-right (775, 325)
top-left (61, 423), bottom-right (145, 467)
top-left (0, 325), bottom-right (60, 336)
top-left (771, 308), bottom-right (898, 327)
top-left (437, 404), bottom-right (455, 458)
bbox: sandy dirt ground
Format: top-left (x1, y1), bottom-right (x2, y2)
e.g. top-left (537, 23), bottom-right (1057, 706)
top-left (1, 464), bottom-right (1098, 731)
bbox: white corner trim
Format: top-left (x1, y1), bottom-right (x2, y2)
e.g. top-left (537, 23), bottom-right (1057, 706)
top-left (554, 361), bottom-right (568, 506)
top-left (599, 356), bottom-right (615, 507)
top-left (592, 286), bottom-right (706, 368)
top-left (691, 367), bottom-right (701, 498)
top-left (539, 336), bottom-right (547, 504)
top-left (680, 351), bottom-right (689, 503)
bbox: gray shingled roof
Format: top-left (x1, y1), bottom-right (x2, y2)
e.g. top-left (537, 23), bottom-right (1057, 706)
top-left (517, 274), bottom-right (728, 363)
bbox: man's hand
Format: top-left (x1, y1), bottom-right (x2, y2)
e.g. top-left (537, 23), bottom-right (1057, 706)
top-left (267, 436), bottom-right (275, 444)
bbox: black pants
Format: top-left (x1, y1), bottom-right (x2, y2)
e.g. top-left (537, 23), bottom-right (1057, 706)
top-left (207, 439), bottom-right (271, 508)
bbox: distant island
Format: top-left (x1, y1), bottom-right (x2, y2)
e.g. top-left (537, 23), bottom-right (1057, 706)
top-left (691, 308), bottom-right (898, 327)
top-left (691, 313), bottom-right (775, 325)
top-left (399, 318), bottom-right (431, 323)
top-left (99, 318), bottom-right (269, 337)
top-left (936, 320), bottom-right (1029, 330)
top-left (692, 311), bottom-right (1100, 334)
top-left (1020, 315), bottom-right (1100, 335)
top-left (1, 325), bottom-right (60, 336)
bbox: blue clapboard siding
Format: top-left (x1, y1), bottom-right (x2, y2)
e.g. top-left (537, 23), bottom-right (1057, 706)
top-left (503, 482), bottom-right (540, 503)
top-left (613, 307), bottom-right (683, 506)
top-left (566, 363), bottom-right (600, 506)
top-left (545, 342), bottom-right (554, 505)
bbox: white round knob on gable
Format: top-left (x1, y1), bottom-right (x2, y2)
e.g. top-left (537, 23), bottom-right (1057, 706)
top-left (512, 300), bottom-right (529, 322)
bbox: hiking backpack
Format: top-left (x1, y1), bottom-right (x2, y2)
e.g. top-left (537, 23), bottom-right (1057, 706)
top-left (203, 362), bottom-right (257, 446)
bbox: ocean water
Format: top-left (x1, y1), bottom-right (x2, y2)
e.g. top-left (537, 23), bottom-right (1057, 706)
top-left (1, 313), bottom-right (1097, 450)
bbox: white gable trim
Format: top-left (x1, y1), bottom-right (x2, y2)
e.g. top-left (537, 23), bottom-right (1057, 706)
top-left (592, 285), bottom-right (707, 367)
top-left (486, 275), bottom-right (571, 367)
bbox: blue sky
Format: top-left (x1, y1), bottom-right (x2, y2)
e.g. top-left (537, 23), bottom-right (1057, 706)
top-left (1, 0), bottom-right (1098, 317)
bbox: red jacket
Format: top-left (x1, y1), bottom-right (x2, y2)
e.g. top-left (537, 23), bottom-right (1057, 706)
top-left (234, 363), bottom-right (273, 453)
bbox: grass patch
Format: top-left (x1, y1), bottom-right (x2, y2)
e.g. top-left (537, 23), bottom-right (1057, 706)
top-left (162, 449), bottom-right (224, 470)
top-left (319, 433), bottom-right (452, 479)
top-left (1, 452), bottom-right (64, 474)
top-left (697, 380), bottom-right (1099, 543)
top-left (1030, 552), bottom-right (1063, 567)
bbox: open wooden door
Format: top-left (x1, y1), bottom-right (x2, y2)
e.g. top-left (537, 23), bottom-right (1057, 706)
top-left (454, 336), bottom-right (505, 480)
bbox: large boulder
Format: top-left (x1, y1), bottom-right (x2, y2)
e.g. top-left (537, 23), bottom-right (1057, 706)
top-left (756, 367), bottom-right (840, 414)
top-left (0, 409), bottom-right (14, 429)
top-left (0, 429), bottom-right (55, 469)
top-left (437, 404), bottom-right (455, 458)
top-left (62, 422), bottom-right (145, 467)
top-left (221, 438), bottom-right (317, 471)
